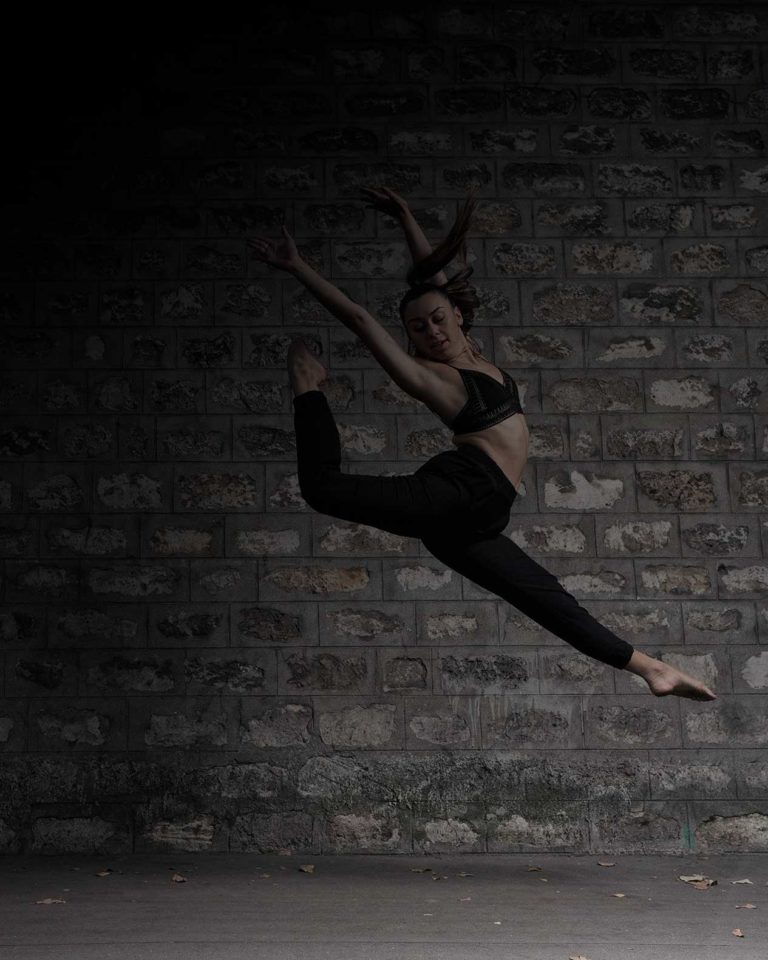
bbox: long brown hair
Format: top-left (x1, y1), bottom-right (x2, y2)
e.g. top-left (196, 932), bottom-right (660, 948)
top-left (399, 194), bottom-right (481, 353)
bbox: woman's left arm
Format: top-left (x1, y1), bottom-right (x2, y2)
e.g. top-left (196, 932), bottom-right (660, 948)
top-left (361, 186), bottom-right (448, 286)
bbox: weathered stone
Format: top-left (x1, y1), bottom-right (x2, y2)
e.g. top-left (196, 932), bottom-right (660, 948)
top-left (549, 377), bottom-right (641, 412)
top-left (533, 283), bottom-right (614, 324)
top-left (637, 470), bottom-right (717, 509)
top-left (630, 47), bottom-right (699, 79)
top-left (649, 376), bottom-right (715, 409)
top-left (28, 475), bottom-right (85, 511)
top-left (501, 162), bottom-right (584, 194)
top-left (717, 284), bottom-right (768, 323)
top-left (382, 657), bottom-right (427, 691)
top-left (587, 87), bottom-right (651, 119)
top-left (670, 243), bottom-right (729, 273)
top-left (694, 422), bottom-right (748, 456)
top-left (638, 128), bottom-right (703, 154)
top-left (544, 470), bottom-right (625, 510)
top-left (177, 473), bottom-right (260, 510)
top-left (507, 86), bottom-right (576, 117)
top-left (620, 283), bottom-right (704, 324)
top-left (598, 163), bottom-right (673, 195)
top-left (537, 202), bottom-right (609, 234)
top-left (628, 203), bottom-right (694, 233)
top-left (97, 473), bottom-right (163, 510)
top-left (573, 241), bottom-right (653, 274)
top-left (683, 523), bottom-right (749, 555)
top-left (640, 563), bottom-right (712, 596)
top-left (492, 242), bottom-right (556, 274)
top-left (242, 703), bottom-right (312, 747)
top-left (660, 88), bottom-right (730, 119)
top-left (606, 428), bottom-right (684, 458)
top-left (285, 652), bottom-right (368, 691)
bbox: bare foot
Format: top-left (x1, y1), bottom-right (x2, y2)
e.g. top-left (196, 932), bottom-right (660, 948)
top-left (624, 650), bottom-right (717, 701)
top-left (287, 338), bottom-right (327, 396)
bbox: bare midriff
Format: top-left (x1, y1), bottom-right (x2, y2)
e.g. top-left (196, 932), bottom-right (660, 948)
top-left (453, 413), bottom-right (529, 492)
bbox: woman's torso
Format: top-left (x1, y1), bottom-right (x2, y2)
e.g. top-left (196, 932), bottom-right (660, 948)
top-left (414, 356), bottom-right (529, 491)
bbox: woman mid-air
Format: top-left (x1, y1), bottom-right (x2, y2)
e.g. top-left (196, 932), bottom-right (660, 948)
top-left (249, 187), bottom-right (717, 702)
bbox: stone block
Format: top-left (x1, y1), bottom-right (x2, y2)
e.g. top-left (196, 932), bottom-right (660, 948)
top-left (482, 694), bottom-right (584, 749)
top-left (689, 414), bottom-right (755, 460)
top-left (636, 559), bottom-right (716, 598)
top-left (377, 647), bottom-right (430, 694)
top-left (602, 413), bottom-right (688, 460)
top-left (128, 696), bottom-right (237, 750)
top-left (233, 602), bottom-right (317, 647)
top-left (535, 461), bottom-right (636, 512)
top-left (278, 647), bottom-right (374, 695)
top-left (191, 560), bottom-right (258, 602)
top-left (584, 694), bottom-right (682, 748)
top-left (319, 601), bottom-right (415, 647)
top-left (595, 514), bottom-right (680, 558)
top-left (681, 600), bottom-right (757, 645)
top-left (416, 600), bottom-right (500, 646)
top-left (406, 695), bottom-right (482, 749)
top-left (382, 558), bottom-right (461, 600)
top-left (587, 328), bottom-right (674, 367)
top-left (149, 604), bottom-right (228, 648)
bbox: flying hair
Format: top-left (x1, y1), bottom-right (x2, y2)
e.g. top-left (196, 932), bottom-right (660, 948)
top-left (400, 193), bottom-right (480, 353)
top-left (399, 193), bottom-right (481, 334)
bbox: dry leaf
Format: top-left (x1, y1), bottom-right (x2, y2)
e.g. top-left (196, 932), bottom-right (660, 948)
top-left (597, 861), bottom-right (615, 867)
top-left (493, 921), bottom-right (502, 925)
top-left (171, 873), bottom-right (186, 883)
top-left (612, 893), bottom-right (626, 898)
top-left (35, 898), bottom-right (66, 905)
top-left (410, 867), bottom-right (433, 873)
top-left (259, 873), bottom-right (271, 878)
top-left (298, 864), bottom-right (315, 874)
top-left (423, 912), bottom-right (433, 916)
top-left (732, 928), bottom-right (744, 938)
top-left (735, 903), bottom-right (756, 909)
top-left (538, 878), bottom-right (548, 882)
top-left (95, 869), bottom-right (112, 877)
top-left (527, 865), bottom-right (543, 871)
top-left (458, 896), bottom-right (472, 901)
top-left (431, 874), bottom-right (449, 881)
top-left (679, 874), bottom-right (716, 889)
top-left (457, 871), bottom-right (473, 877)
top-left (731, 878), bottom-right (753, 884)
top-left (569, 955), bottom-right (592, 960)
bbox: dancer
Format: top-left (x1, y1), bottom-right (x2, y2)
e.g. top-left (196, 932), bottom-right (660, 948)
top-left (248, 188), bottom-right (717, 701)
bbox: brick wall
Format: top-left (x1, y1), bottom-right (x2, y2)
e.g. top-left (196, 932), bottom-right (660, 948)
top-left (2, 1), bottom-right (768, 854)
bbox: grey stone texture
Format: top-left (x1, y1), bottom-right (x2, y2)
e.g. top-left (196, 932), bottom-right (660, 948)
top-left (2, 1), bottom-right (768, 857)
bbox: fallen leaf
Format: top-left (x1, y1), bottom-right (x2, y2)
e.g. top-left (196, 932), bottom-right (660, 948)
top-left (527, 865), bottom-right (543, 871)
top-left (95, 869), bottom-right (112, 877)
top-left (735, 903), bottom-right (756, 909)
top-left (538, 878), bottom-right (548, 882)
top-left (493, 920), bottom-right (502, 925)
top-left (171, 873), bottom-right (186, 883)
top-left (259, 873), bottom-right (271, 878)
top-left (457, 871), bottom-right (473, 877)
top-left (298, 864), bottom-right (315, 874)
top-left (423, 912), bottom-right (433, 916)
top-left (277, 848), bottom-right (293, 856)
top-left (731, 878), bottom-right (753, 885)
top-left (431, 874), bottom-right (449, 881)
top-left (458, 896), bottom-right (472, 901)
top-left (569, 955), bottom-right (592, 960)
top-left (35, 898), bottom-right (66, 905)
top-left (597, 861), bottom-right (615, 867)
top-left (612, 893), bottom-right (626, 898)
top-left (410, 867), bottom-right (433, 873)
top-left (732, 928), bottom-right (744, 938)
top-left (679, 874), bottom-right (716, 889)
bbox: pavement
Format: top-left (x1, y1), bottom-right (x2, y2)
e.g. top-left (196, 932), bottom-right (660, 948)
top-left (0, 852), bottom-right (766, 959)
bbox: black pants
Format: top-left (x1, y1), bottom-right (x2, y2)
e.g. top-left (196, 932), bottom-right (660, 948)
top-left (293, 390), bottom-right (635, 670)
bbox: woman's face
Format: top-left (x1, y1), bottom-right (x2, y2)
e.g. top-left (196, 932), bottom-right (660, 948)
top-left (402, 290), bottom-right (465, 361)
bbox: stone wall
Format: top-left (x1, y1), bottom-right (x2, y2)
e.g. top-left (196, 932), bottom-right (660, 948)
top-left (1, 1), bottom-right (768, 854)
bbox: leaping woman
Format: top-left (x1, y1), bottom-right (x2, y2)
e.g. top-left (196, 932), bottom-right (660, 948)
top-left (248, 187), bottom-right (717, 702)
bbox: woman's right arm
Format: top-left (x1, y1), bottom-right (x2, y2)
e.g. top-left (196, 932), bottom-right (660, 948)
top-left (361, 187), bottom-right (449, 286)
top-left (248, 228), bottom-right (444, 401)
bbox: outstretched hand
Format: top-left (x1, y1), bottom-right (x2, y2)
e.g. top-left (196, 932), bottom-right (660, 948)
top-left (360, 185), bottom-right (411, 220)
top-left (248, 225), bottom-right (302, 271)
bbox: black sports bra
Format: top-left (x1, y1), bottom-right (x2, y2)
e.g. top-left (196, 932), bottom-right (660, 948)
top-left (449, 366), bottom-right (524, 435)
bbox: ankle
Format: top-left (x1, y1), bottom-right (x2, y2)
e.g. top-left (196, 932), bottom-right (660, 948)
top-left (622, 649), bottom-right (663, 678)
